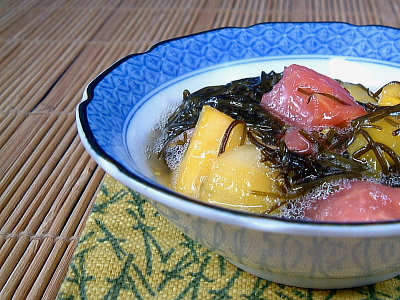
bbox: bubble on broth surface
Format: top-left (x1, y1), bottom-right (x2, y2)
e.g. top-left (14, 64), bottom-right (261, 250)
top-left (153, 128), bottom-right (194, 185)
top-left (279, 174), bottom-right (400, 220)
top-left (165, 143), bottom-right (188, 174)
top-left (151, 104), bottom-right (179, 154)
top-left (153, 104), bottom-right (179, 131)
top-left (279, 179), bottom-right (350, 219)
top-left (381, 174), bottom-right (400, 187)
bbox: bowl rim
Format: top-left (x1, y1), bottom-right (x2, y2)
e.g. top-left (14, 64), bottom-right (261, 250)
top-left (77, 22), bottom-right (400, 233)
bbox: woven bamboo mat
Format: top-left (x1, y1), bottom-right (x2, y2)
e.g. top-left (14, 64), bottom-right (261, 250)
top-left (1, 0), bottom-right (399, 299)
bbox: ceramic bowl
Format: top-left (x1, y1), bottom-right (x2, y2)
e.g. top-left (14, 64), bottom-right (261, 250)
top-left (77, 22), bottom-right (400, 289)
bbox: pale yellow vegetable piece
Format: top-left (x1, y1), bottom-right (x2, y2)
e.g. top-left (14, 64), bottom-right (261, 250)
top-left (174, 105), bottom-right (245, 197)
top-left (378, 83), bottom-right (400, 106)
top-left (347, 83), bottom-right (400, 173)
top-left (348, 116), bottom-right (400, 173)
top-left (340, 82), bottom-right (376, 104)
top-left (199, 144), bottom-right (282, 214)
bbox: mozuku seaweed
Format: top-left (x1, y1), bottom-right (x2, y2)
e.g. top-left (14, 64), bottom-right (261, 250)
top-left (156, 72), bottom-right (400, 198)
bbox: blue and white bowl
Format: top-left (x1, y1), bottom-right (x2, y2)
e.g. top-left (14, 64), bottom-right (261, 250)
top-left (77, 22), bottom-right (400, 289)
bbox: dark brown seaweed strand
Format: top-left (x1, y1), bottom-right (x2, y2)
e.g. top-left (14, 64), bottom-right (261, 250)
top-left (384, 117), bottom-right (400, 128)
top-left (265, 201), bottom-right (289, 214)
top-left (297, 88), bottom-right (350, 106)
top-left (218, 120), bottom-right (247, 156)
top-left (298, 129), bottom-right (319, 144)
top-left (331, 134), bottom-right (352, 149)
top-left (364, 102), bottom-right (379, 110)
top-left (320, 149), bottom-right (368, 171)
top-left (375, 142), bottom-right (400, 171)
top-left (298, 129), bottom-right (342, 151)
top-left (368, 112), bottom-right (393, 125)
top-left (297, 87), bottom-right (313, 96)
top-left (259, 150), bottom-right (274, 163)
top-left (246, 130), bottom-right (276, 153)
top-left (352, 144), bottom-right (372, 159)
top-left (358, 129), bottom-right (390, 174)
top-left (176, 131), bottom-right (188, 146)
top-left (372, 81), bottom-right (400, 98)
top-left (352, 104), bottom-right (400, 127)
top-left (282, 173), bottom-right (292, 194)
top-left (291, 172), bottom-right (360, 191)
top-left (183, 89), bottom-right (191, 99)
top-left (362, 110), bottom-right (388, 128)
top-left (394, 129), bottom-right (400, 136)
top-left (278, 141), bottom-right (292, 164)
top-left (325, 128), bottom-right (337, 145)
top-left (357, 124), bottom-right (383, 131)
top-left (246, 131), bottom-right (265, 149)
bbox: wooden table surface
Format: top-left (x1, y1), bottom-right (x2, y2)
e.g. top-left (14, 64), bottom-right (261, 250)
top-left (1, 0), bottom-right (399, 299)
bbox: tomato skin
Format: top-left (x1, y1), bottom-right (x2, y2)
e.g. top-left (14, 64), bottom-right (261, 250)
top-left (261, 64), bottom-right (367, 128)
top-left (304, 180), bottom-right (400, 222)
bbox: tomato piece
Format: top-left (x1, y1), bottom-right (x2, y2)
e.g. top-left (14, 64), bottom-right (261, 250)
top-left (283, 128), bottom-right (313, 154)
top-left (304, 180), bottom-right (400, 222)
top-left (261, 64), bottom-right (367, 128)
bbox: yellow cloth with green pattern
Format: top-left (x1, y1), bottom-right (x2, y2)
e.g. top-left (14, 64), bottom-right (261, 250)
top-left (58, 175), bottom-right (400, 300)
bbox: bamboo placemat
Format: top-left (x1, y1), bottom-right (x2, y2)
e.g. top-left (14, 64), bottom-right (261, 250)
top-left (1, 1), bottom-right (399, 299)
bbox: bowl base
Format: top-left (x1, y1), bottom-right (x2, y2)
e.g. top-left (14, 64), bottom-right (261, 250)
top-left (227, 259), bottom-right (400, 289)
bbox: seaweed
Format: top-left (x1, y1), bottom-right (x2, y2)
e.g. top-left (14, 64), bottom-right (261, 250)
top-left (218, 120), bottom-right (247, 156)
top-left (156, 70), bottom-right (400, 199)
top-left (156, 71), bottom-right (284, 158)
top-left (350, 103), bottom-right (400, 175)
top-left (247, 129), bottom-right (368, 197)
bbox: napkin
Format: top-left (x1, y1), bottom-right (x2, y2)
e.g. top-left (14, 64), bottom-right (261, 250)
top-left (57, 175), bottom-right (400, 300)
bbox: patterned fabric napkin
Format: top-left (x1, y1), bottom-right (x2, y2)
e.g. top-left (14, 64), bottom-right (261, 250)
top-left (58, 175), bottom-right (400, 300)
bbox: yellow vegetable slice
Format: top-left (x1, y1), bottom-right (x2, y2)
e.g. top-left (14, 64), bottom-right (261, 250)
top-left (199, 144), bottom-right (282, 214)
top-left (340, 82), bottom-right (376, 104)
top-left (173, 105), bottom-right (245, 197)
top-left (348, 83), bottom-right (400, 173)
top-left (348, 116), bottom-right (400, 173)
top-left (378, 82), bottom-right (400, 106)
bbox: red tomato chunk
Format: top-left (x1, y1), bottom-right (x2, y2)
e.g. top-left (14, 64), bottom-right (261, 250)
top-left (282, 128), bottom-right (313, 154)
top-left (261, 64), bottom-right (367, 128)
top-left (304, 181), bottom-right (400, 222)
